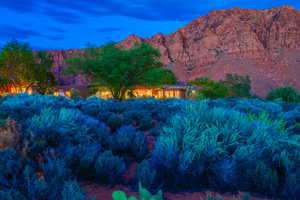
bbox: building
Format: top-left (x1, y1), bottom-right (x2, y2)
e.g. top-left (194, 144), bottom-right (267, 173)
top-left (0, 83), bottom-right (34, 95)
top-left (95, 85), bottom-right (200, 99)
top-left (0, 83), bottom-right (200, 99)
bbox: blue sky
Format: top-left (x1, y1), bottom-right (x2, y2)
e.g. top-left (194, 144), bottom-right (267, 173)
top-left (0, 0), bottom-right (299, 50)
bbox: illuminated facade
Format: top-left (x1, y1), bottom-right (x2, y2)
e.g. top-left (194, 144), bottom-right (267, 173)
top-left (0, 84), bottom-right (33, 95)
top-left (0, 83), bottom-right (199, 99)
top-left (96, 85), bottom-right (199, 99)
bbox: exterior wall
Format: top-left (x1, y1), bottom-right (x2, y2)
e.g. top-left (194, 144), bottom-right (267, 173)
top-left (0, 84), bottom-right (33, 95)
top-left (0, 84), bottom-right (196, 100)
top-left (96, 88), bottom-right (186, 99)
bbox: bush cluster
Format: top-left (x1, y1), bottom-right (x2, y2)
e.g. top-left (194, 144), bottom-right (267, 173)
top-left (148, 101), bottom-right (300, 199)
top-left (0, 94), bottom-right (300, 199)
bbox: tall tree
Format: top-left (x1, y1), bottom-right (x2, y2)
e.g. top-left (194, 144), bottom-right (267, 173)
top-left (0, 40), bottom-right (57, 94)
top-left (65, 43), bottom-right (176, 100)
top-left (188, 77), bottom-right (230, 99)
top-left (0, 40), bottom-right (35, 90)
top-left (33, 51), bottom-right (57, 94)
top-left (221, 73), bottom-right (252, 97)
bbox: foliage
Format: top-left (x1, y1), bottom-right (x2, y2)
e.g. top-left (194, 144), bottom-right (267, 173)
top-left (65, 43), bottom-right (176, 100)
top-left (70, 88), bottom-right (81, 98)
top-left (33, 51), bottom-right (57, 94)
top-left (150, 101), bottom-right (300, 198)
top-left (136, 160), bottom-right (157, 190)
top-left (0, 94), bottom-right (74, 121)
top-left (62, 181), bottom-right (95, 200)
top-left (112, 191), bottom-right (137, 200)
top-left (0, 40), bottom-right (36, 89)
top-left (1, 94), bottom-right (300, 199)
top-left (42, 158), bottom-right (73, 199)
top-left (109, 126), bottom-right (148, 160)
top-left (112, 183), bottom-right (163, 200)
top-left (22, 107), bottom-right (109, 156)
top-left (62, 143), bottom-right (102, 177)
top-left (188, 77), bottom-right (230, 99)
top-left (106, 113), bottom-right (124, 131)
top-left (0, 149), bottom-right (32, 188)
top-left (266, 86), bottom-right (300, 103)
top-left (0, 40), bottom-right (57, 93)
top-left (221, 73), bottom-right (252, 97)
top-left (0, 189), bottom-right (27, 200)
top-left (95, 151), bottom-right (126, 184)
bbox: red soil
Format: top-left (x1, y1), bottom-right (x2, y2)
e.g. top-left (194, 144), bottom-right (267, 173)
top-left (83, 183), bottom-right (274, 200)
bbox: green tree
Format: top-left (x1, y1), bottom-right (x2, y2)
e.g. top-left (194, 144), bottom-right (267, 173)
top-left (221, 73), bottom-right (252, 97)
top-left (33, 51), bottom-right (57, 94)
top-left (0, 40), bottom-right (36, 90)
top-left (266, 86), bottom-right (300, 103)
top-left (188, 77), bottom-right (230, 99)
top-left (65, 43), bottom-right (176, 100)
top-left (0, 40), bottom-right (57, 94)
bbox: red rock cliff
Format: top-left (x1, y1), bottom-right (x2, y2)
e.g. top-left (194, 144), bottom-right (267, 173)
top-left (49, 6), bottom-right (300, 97)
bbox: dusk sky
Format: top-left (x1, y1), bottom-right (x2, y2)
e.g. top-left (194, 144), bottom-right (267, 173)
top-left (0, 0), bottom-right (299, 50)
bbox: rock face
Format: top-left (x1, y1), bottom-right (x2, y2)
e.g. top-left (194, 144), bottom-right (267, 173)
top-left (46, 49), bottom-right (88, 86)
top-left (49, 6), bottom-right (300, 97)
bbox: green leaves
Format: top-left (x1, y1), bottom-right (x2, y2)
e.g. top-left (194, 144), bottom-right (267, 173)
top-left (0, 40), bottom-right (57, 94)
top-left (112, 183), bottom-right (163, 200)
top-left (188, 74), bottom-right (252, 99)
top-left (112, 191), bottom-right (138, 200)
top-left (65, 42), bottom-right (176, 100)
top-left (112, 191), bottom-right (129, 200)
top-left (188, 77), bottom-right (230, 99)
top-left (266, 86), bottom-right (300, 103)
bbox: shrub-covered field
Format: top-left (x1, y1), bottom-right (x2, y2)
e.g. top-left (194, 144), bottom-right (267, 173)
top-left (0, 94), bottom-right (300, 200)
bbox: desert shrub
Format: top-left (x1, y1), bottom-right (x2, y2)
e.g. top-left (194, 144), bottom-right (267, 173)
top-left (148, 128), bottom-right (161, 137)
top-left (150, 101), bottom-right (299, 198)
top-left (136, 160), bottom-right (157, 190)
top-left (42, 158), bottom-right (73, 199)
top-left (106, 113), bottom-right (124, 131)
top-left (278, 110), bottom-right (300, 134)
top-left (0, 119), bottom-right (19, 150)
top-left (62, 181), bottom-right (94, 200)
top-left (76, 97), bottom-right (115, 118)
top-left (0, 149), bottom-right (33, 188)
top-left (109, 126), bottom-right (148, 160)
top-left (211, 98), bottom-right (283, 116)
top-left (266, 86), bottom-right (300, 103)
top-left (62, 143), bottom-right (102, 178)
top-left (22, 108), bottom-right (109, 157)
top-left (0, 94), bottom-right (74, 122)
top-left (0, 189), bottom-right (27, 200)
top-left (95, 151), bottom-right (126, 184)
top-left (0, 149), bottom-right (49, 199)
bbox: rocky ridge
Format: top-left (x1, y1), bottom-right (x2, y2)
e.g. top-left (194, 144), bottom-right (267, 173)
top-left (48, 6), bottom-right (300, 96)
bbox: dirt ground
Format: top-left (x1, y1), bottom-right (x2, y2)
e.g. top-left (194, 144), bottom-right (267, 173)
top-left (83, 183), bottom-right (274, 200)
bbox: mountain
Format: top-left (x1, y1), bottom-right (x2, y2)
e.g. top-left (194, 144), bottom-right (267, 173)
top-left (48, 6), bottom-right (300, 97)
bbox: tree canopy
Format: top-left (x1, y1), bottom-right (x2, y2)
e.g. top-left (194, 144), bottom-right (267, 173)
top-left (65, 43), bottom-right (176, 100)
top-left (266, 86), bottom-right (300, 103)
top-left (0, 40), bottom-right (57, 94)
top-left (188, 74), bottom-right (252, 99)
top-left (188, 77), bottom-right (230, 99)
top-left (221, 73), bottom-right (252, 97)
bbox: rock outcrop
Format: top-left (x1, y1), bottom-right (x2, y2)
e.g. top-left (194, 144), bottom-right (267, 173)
top-left (46, 49), bottom-right (88, 86)
top-left (48, 6), bottom-right (300, 97)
